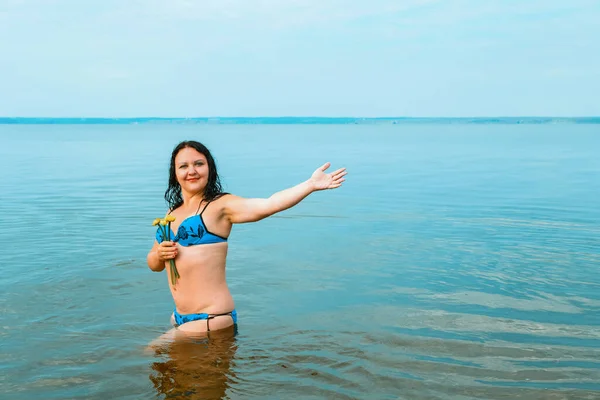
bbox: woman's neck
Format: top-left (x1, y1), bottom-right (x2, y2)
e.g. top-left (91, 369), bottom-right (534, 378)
top-left (181, 190), bottom-right (205, 208)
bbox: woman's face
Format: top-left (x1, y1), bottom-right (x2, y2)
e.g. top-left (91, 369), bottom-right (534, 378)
top-left (174, 147), bottom-right (209, 195)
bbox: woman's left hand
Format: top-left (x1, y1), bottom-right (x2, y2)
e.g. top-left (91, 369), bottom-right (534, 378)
top-left (310, 162), bottom-right (347, 191)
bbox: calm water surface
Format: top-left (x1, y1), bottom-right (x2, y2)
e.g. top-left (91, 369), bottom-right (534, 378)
top-left (1, 124), bottom-right (599, 399)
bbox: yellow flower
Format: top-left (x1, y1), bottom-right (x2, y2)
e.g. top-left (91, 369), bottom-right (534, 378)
top-left (152, 215), bottom-right (181, 286)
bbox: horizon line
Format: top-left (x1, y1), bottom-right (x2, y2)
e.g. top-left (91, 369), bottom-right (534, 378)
top-left (1, 115), bottom-right (599, 119)
top-left (1, 116), bottom-right (599, 125)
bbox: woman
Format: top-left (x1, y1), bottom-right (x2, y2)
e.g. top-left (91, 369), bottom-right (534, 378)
top-left (147, 140), bottom-right (347, 336)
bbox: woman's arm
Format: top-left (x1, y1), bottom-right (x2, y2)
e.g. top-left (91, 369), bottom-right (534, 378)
top-left (223, 162), bottom-right (346, 224)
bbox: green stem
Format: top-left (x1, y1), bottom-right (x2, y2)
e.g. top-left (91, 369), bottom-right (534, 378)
top-left (160, 223), bottom-right (180, 284)
top-left (158, 225), bottom-right (168, 242)
top-left (158, 225), bottom-right (175, 284)
top-left (169, 259), bottom-right (178, 284)
top-left (169, 259), bottom-right (175, 284)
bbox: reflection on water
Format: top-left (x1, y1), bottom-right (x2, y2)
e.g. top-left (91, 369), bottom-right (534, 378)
top-left (149, 327), bottom-right (238, 400)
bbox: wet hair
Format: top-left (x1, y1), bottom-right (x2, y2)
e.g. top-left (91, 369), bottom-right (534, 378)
top-left (164, 140), bottom-right (224, 210)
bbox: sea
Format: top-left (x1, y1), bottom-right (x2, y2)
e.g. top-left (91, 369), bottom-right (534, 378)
top-left (1, 120), bottom-right (599, 399)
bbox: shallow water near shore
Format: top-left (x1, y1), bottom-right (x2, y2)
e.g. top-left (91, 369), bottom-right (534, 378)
top-left (1, 123), bottom-right (599, 399)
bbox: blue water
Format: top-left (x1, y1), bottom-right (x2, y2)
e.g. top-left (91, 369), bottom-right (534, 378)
top-left (1, 124), bottom-right (599, 399)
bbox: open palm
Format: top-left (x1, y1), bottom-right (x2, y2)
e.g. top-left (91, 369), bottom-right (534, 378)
top-left (310, 162), bottom-right (347, 191)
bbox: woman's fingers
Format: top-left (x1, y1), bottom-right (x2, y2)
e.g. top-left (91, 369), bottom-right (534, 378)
top-left (159, 241), bottom-right (178, 260)
top-left (331, 168), bottom-right (347, 180)
top-left (325, 177), bottom-right (345, 189)
top-left (160, 251), bottom-right (177, 260)
top-left (334, 171), bottom-right (347, 180)
top-left (331, 171), bottom-right (347, 184)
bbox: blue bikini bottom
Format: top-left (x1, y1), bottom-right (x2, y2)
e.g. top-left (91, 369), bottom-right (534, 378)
top-left (172, 309), bottom-right (237, 332)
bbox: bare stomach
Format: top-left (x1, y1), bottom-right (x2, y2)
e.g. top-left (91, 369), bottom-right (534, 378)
top-left (165, 242), bottom-right (235, 318)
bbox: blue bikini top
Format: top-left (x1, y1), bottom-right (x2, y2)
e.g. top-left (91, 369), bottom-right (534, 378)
top-left (155, 200), bottom-right (228, 246)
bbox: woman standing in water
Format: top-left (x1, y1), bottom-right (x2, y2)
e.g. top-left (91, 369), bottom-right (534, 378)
top-left (147, 140), bottom-right (347, 336)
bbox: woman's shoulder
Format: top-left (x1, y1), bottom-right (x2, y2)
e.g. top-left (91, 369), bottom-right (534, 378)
top-left (214, 192), bottom-right (247, 202)
top-left (211, 193), bottom-right (244, 214)
top-left (214, 192), bottom-right (232, 200)
top-left (211, 192), bottom-right (235, 206)
top-left (166, 206), bottom-right (183, 219)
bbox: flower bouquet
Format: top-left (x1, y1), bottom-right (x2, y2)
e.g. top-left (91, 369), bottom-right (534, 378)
top-left (153, 215), bottom-right (181, 285)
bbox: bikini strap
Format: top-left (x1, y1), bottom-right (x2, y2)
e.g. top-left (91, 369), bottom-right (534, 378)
top-left (192, 199), bottom-right (206, 215)
top-left (198, 193), bottom-right (228, 216)
top-left (199, 200), bottom-right (212, 216)
top-left (206, 312), bottom-right (234, 332)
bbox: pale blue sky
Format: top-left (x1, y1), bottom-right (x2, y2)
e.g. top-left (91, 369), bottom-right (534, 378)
top-left (1, 0), bottom-right (598, 117)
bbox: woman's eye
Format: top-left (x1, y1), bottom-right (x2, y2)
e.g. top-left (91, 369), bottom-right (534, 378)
top-left (194, 162), bottom-right (204, 167)
top-left (179, 165), bottom-right (187, 169)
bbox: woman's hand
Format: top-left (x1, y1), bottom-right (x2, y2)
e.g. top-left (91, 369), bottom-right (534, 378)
top-left (157, 241), bottom-right (178, 261)
top-left (309, 162), bottom-right (347, 191)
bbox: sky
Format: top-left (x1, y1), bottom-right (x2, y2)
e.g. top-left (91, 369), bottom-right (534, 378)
top-left (0, 0), bottom-right (599, 117)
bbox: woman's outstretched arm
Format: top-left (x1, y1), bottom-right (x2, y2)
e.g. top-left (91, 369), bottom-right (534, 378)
top-left (223, 162), bottom-right (347, 224)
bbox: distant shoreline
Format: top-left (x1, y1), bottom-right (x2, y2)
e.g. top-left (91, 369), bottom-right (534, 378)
top-left (0, 117), bottom-right (599, 125)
